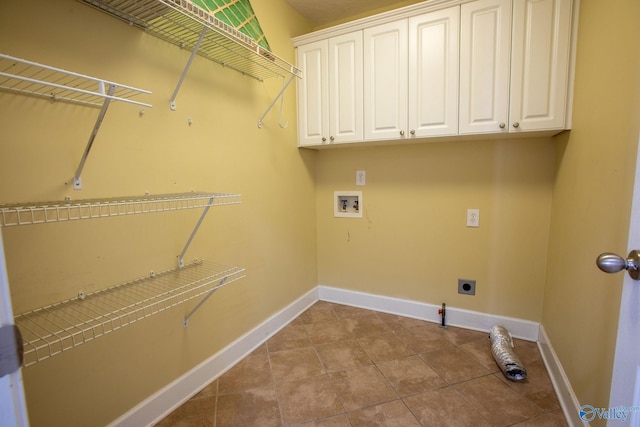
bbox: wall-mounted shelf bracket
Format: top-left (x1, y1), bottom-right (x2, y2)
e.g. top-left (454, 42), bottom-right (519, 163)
top-left (78, 0), bottom-right (302, 123)
top-left (169, 27), bottom-right (207, 111)
top-left (178, 194), bottom-right (215, 268)
top-left (258, 75), bottom-right (295, 129)
top-left (73, 83), bottom-right (116, 190)
top-left (183, 275), bottom-right (227, 327)
top-left (2, 192), bottom-right (243, 366)
top-left (14, 260), bottom-right (245, 366)
top-left (0, 53), bottom-right (152, 190)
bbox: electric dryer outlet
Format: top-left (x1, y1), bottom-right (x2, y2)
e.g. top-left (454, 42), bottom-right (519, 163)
top-left (458, 279), bottom-right (476, 295)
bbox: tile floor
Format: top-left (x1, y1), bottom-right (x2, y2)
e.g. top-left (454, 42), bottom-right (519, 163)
top-left (156, 301), bottom-right (568, 426)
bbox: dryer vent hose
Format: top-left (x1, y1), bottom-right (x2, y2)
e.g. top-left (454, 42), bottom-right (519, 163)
top-left (489, 325), bottom-right (527, 381)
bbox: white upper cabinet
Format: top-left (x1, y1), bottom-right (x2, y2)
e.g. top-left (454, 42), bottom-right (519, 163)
top-left (293, 0), bottom-right (575, 147)
top-left (297, 40), bottom-right (329, 146)
top-left (459, 0), bottom-right (512, 135)
top-left (460, 0), bottom-right (573, 135)
top-left (509, 0), bottom-right (573, 132)
top-left (297, 32), bottom-right (362, 146)
top-left (408, 7), bottom-right (460, 138)
top-left (363, 20), bottom-right (409, 141)
top-left (329, 32), bottom-right (364, 144)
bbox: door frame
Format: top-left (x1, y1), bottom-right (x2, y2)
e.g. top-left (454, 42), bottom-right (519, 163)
top-left (608, 134), bottom-right (640, 424)
top-left (0, 228), bottom-right (29, 427)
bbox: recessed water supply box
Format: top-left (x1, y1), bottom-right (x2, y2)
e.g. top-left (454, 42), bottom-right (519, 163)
top-left (334, 191), bottom-right (362, 218)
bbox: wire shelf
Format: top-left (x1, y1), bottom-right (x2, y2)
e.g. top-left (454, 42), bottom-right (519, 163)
top-left (80, 0), bottom-right (302, 82)
top-left (0, 53), bottom-right (152, 108)
top-left (0, 192), bottom-right (241, 227)
top-left (14, 260), bottom-right (246, 366)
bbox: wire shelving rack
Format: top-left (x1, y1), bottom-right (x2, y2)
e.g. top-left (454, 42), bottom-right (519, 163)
top-left (1, 192), bottom-right (244, 367)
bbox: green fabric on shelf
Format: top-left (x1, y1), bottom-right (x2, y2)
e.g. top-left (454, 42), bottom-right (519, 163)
top-left (191, 0), bottom-right (270, 50)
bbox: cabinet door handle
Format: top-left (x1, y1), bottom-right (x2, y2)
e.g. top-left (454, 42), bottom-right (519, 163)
top-left (322, 137), bottom-right (327, 142)
top-left (499, 122), bottom-right (506, 129)
top-left (400, 130), bottom-right (405, 136)
top-left (512, 122), bottom-right (520, 128)
top-left (410, 130), bottom-right (415, 135)
top-left (330, 136), bottom-right (335, 141)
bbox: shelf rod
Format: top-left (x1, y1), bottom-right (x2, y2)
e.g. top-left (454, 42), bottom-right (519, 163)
top-left (169, 26), bottom-right (207, 111)
top-left (72, 83), bottom-right (116, 190)
top-left (183, 276), bottom-right (226, 327)
top-left (178, 195), bottom-right (214, 268)
top-left (257, 74), bottom-right (295, 128)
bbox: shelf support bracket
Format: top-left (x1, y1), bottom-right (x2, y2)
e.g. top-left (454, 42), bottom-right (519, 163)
top-left (170, 27), bottom-right (207, 111)
top-left (178, 195), bottom-right (215, 268)
top-left (73, 83), bottom-right (117, 190)
top-left (183, 276), bottom-right (227, 327)
top-left (258, 74), bottom-right (295, 128)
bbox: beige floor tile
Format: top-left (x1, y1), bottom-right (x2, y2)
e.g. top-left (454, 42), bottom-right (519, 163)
top-left (420, 346), bottom-right (490, 384)
top-left (329, 365), bottom-right (398, 411)
top-left (342, 313), bottom-right (392, 338)
top-left (190, 380), bottom-right (217, 400)
top-left (458, 337), bottom-right (501, 373)
top-left (348, 399), bottom-right (421, 426)
top-left (442, 326), bottom-right (488, 345)
top-left (270, 346), bottom-right (325, 383)
top-left (154, 396), bottom-right (216, 427)
top-left (305, 319), bottom-right (352, 344)
top-left (331, 303), bottom-right (376, 319)
top-left (357, 332), bottom-right (415, 362)
top-left (395, 323), bottom-right (454, 353)
top-left (495, 359), bottom-right (561, 411)
top-left (276, 375), bottom-right (344, 424)
top-left (267, 322), bottom-right (312, 353)
top-left (249, 343), bottom-right (268, 356)
top-left (513, 338), bottom-right (543, 365)
top-left (375, 312), bottom-right (433, 331)
top-left (315, 339), bottom-right (372, 372)
top-left (404, 387), bottom-right (492, 427)
top-left (216, 385), bottom-right (281, 427)
top-left (453, 374), bottom-right (543, 426)
top-left (376, 355), bottom-right (446, 397)
top-left (511, 409), bottom-right (569, 427)
top-left (299, 305), bottom-right (338, 325)
top-left (291, 414), bottom-right (352, 426)
top-left (218, 354), bottom-right (273, 394)
top-left (158, 302), bottom-right (569, 427)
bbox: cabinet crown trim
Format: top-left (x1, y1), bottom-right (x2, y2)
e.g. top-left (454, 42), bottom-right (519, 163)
top-left (292, 0), bottom-right (470, 46)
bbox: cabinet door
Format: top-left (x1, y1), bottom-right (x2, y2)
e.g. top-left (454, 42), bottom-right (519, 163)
top-left (364, 20), bottom-right (408, 141)
top-left (459, 0), bottom-right (512, 135)
top-left (296, 40), bottom-right (329, 146)
top-left (408, 6), bottom-right (460, 138)
top-left (509, 0), bottom-right (572, 132)
top-left (328, 31), bottom-right (363, 144)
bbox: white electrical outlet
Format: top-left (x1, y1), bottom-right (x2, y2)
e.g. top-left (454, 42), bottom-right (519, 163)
top-left (467, 209), bottom-right (479, 227)
top-left (356, 170), bottom-right (366, 186)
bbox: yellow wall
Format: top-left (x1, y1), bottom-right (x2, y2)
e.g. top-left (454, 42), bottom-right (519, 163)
top-left (3, 0), bottom-right (640, 425)
top-left (0, 0), bottom-right (315, 425)
top-left (543, 0), bottom-right (640, 417)
top-left (315, 138), bottom-right (555, 321)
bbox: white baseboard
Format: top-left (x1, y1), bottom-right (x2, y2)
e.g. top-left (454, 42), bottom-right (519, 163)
top-left (108, 287), bottom-right (319, 427)
top-left (318, 285), bottom-right (540, 341)
top-left (110, 285), bottom-right (572, 426)
top-left (537, 325), bottom-right (587, 427)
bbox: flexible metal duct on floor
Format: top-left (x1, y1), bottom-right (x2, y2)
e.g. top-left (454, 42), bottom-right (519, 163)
top-left (489, 325), bottom-right (527, 381)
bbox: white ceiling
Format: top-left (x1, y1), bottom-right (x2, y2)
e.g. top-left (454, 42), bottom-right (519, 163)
top-left (284, 0), bottom-right (410, 27)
